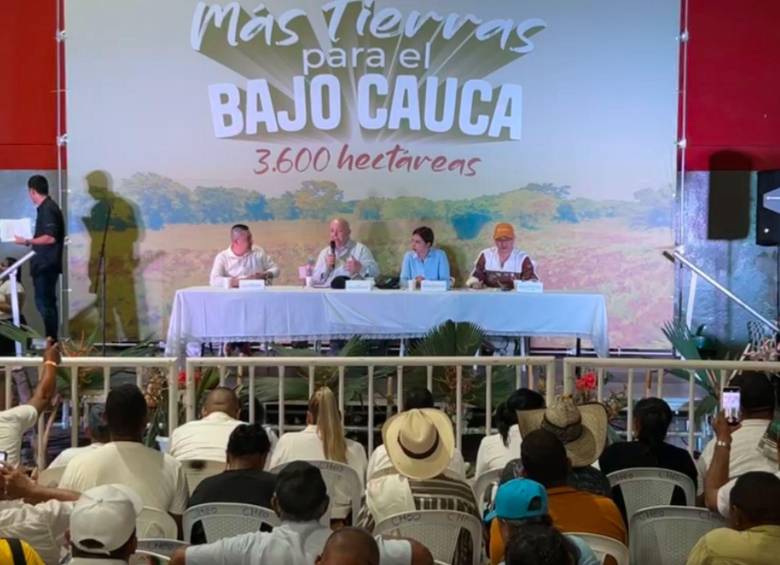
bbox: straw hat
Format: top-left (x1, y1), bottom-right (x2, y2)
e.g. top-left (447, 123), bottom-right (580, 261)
top-left (382, 408), bottom-right (455, 480)
top-left (516, 396), bottom-right (608, 467)
top-left (493, 223), bottom-right (515, 240)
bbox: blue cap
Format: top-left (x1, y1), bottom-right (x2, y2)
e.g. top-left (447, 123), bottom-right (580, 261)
top-left (484, 478), bottom-right (548, 523)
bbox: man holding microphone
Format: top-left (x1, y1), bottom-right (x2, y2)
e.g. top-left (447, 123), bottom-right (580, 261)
top-left (312, 218), bottom-right (379, 287)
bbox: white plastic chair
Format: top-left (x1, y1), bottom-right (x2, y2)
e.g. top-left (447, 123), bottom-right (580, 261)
top-left (374, 510), bottom-right (484, 565)
top-left (136, 539), bottom-right (187, 558)
top-left (37, 465), bottom-right (65, 487)
top-left (607, 467), bottom-right (696, 523)
top-left (270, 460), bottom-right (363, 524)
top-left (629, 505), bottom-right (726, 565)
top-left (137, 507), bottom-right (178, 539)
top-left (182, 460), bottom-right (225, 496)
top-left (472, 468), bottom-right (502, 516)
top-left (567, 532), bottom-right (629, 565)
top-left (183, 503), bottom-right (280, 543)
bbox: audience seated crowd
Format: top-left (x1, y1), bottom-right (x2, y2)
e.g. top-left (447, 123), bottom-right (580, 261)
top-left (1, 342), bottom-right (779, 565)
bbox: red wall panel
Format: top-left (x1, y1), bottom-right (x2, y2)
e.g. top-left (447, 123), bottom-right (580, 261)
top-left (0, 1), bottom-right (778, 171)
top-left (683, 0), bottom-right (780, 170)
top-left (0, 0), bottom-right (62, 169)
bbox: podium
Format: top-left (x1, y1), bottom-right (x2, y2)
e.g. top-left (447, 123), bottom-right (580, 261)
top-left (0, 250), bottom-right (35, 357)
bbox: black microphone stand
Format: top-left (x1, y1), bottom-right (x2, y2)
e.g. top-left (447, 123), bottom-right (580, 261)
top-left (97, 204), bottom-right (112, 356)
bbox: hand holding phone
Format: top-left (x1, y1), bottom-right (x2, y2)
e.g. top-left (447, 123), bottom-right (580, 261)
top-left (722, 386), bottom-right (741, 425)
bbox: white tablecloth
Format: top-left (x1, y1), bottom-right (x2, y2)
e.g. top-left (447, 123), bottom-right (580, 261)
top-left (164, 286), bottom-right (609, 357)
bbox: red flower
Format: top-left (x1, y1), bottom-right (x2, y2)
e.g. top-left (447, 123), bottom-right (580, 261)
top-left (575, 371), bottom-right (597, 391)
top-left (177, 369), bottom-right (202, 389)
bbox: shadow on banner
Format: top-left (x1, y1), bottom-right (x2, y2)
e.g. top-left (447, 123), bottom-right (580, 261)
top-left (69, 170), bottom-right (145, 341)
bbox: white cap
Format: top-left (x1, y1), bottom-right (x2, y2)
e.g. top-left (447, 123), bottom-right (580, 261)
top-left (70, 484), bottom-right (143, 555)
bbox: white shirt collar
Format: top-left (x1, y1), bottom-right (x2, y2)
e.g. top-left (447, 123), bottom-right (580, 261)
top-left (203, 411), bottom-right (238, 422)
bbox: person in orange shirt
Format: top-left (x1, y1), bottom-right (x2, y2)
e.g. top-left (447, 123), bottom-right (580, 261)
top-left (488, 429), bottom-right (626, 564)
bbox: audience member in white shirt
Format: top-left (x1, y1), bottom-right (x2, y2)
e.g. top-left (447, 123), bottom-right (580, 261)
top-left (474, 388), bottom-right (545, 478)
top-left (170, 387), bottom-right (243, 462)
top-left (704, 409), bottom-right (780, 518)
top-left (367, 389), bottom-right (467, 481)
top-left (0, 464), bottom-right (79, 564)
top-left (68, 484), bottom-right (143, 564)
top-left (173, 461), bottom-right (332, 565)
top-left (0, 340), bottom-right (58, 467)
top-left (269, 386), bottom-right (367, 520)
top-left (59, 384), bottom-right (189, 534)
top-left (209, 223), bottom-right (280, 288)
top-left (48, 405), bottom-right (109, 469)
top-left (696, 372), bottom-right (777, 497)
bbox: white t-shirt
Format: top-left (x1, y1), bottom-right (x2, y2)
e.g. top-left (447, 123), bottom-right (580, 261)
top-left (0, 279), bottom-right (24, 321)
top-left (209, 246), bottom-right (280, 287)
top-left (268, 425), bottom-right (367, 519)
top-left (0, 404), bottom-right (38, 466)
top-left (474, 425), bottom-right (523, 478)
top-left (169, 411), bottom-right (243, 462)
top-left (367, 444), bottom-right (467, 481)
top-left (59, 442), bottom-right (188, 514)
top-left (696, 419), bottom-right (777, 495)
top-left (47, 443), bottom-right (104, 469)
top-left (185, 521), bottom-right (412, 565)
top-left (0, 498), bottom-right (73, 565)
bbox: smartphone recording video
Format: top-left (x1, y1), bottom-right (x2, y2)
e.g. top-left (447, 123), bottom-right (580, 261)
top-left (722, 386), bottom-right (741, 425)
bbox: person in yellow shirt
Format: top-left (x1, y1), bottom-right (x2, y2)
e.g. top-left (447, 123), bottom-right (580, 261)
top-left (687, 471), bottom-right (780, 565)
top-left (0, 538), bottom-right (46, 565)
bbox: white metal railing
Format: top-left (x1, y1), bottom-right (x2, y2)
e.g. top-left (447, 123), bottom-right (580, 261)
top-left (0, 356), bottom-right (178, 469)
top-left (4, 354), bottom-right (780, 467)
top-left (563, 357), bottom-right (780, 453)
top-left (186, 356), bottom-right (556, 454)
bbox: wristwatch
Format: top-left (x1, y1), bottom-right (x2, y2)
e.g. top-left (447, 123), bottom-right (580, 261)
top-left (715, 439), bottom-right (731, 449)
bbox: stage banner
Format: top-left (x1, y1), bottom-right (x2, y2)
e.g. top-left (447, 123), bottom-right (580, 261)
top-left (65, 0), bottom-right (680, 348)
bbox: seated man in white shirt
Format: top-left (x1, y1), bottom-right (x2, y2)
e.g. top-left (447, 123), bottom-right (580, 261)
top-left (59, 384), bottom-right (189, 533)
top-left (48, 405), bottom-right (109, 469)
top-left (170, 387), bottom-right (242, 462)
top-left (312, 218), bottom-right (379, 287)
top-left (0, 340), bottom-right (58, 467)
top-left (172, 461), bottom-right (332, 565)
top-left (695, 371), bottom-right (777, 500)
top-left (68, 484), bottom-right (143, 565)
top-left (209, 224), bottom-right (279, 288)
top-left (367, 388), bottom-right (466, 481)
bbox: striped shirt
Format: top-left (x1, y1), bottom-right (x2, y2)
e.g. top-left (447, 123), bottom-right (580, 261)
top-left (358, 474), bottom-right (480, 565)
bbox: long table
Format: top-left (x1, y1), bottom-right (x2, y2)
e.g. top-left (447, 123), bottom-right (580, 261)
top-left (164, 286), bottom-right (609, 357)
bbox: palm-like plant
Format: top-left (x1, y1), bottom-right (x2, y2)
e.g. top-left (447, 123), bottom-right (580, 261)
top-left (661, 320), bottom-right (721, 419)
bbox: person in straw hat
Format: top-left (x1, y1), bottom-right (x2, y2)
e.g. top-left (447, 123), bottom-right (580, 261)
top-left (357, 408), bottom-right (480, 565)
top-left (516, 395), bottom-right (611, 497)
top-left (466, 222), bottom-right (538, 289)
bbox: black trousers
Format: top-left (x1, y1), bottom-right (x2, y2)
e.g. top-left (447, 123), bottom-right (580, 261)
top-left (33, 270), bottom-right (59, 340)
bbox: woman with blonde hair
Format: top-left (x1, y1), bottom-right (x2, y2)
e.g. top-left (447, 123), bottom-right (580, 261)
top-left (269, 386), bottom-right (367, 521)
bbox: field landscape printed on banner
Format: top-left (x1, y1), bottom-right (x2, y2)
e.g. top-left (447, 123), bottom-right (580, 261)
top-left (64, 0), bottom-right (680, 348)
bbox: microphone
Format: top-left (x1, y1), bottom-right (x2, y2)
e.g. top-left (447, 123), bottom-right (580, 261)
top-left (330, 240), bottom-right (336, 255)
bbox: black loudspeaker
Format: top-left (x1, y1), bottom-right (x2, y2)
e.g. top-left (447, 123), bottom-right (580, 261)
top-left (757, 170), bottom-right (780, 246)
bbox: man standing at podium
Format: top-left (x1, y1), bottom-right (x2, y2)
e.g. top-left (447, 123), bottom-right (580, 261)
top-left (14, 175), bottom-right (65, 341)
